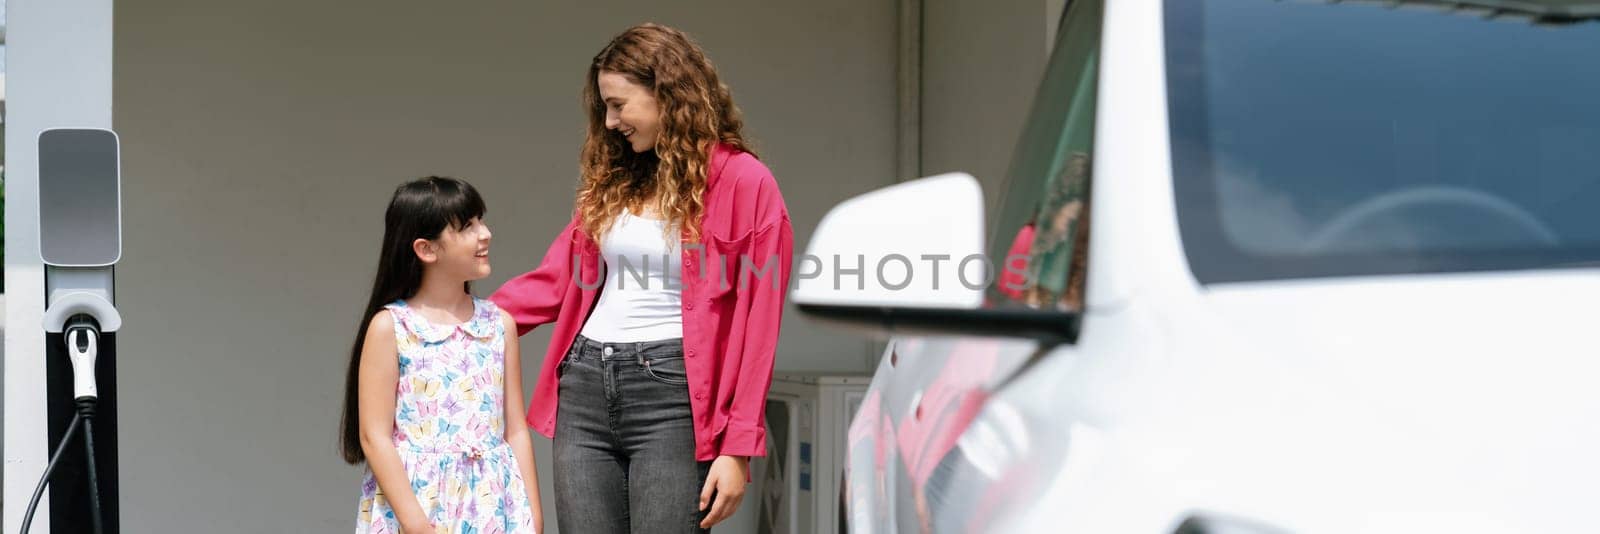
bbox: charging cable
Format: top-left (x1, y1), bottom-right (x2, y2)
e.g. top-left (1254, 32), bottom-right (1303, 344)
top-left (20, 315), bottom-right (106, 534)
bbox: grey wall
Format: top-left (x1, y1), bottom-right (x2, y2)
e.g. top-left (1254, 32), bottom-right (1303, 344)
top-left (112, 0), bottom-right (896, 531)
top-left (922, 0), bottom-right (1053, 217)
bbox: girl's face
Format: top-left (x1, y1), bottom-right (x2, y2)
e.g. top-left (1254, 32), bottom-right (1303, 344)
top-left (417, 217), bottom-right (493, 281)
top-left (598, 71), bottom-right (662, 153)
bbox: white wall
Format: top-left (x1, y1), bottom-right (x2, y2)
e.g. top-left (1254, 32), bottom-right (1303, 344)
top-left (0, 295), bottom-right (7, 519)
top-left (111, 1), bottom-right (896, 531)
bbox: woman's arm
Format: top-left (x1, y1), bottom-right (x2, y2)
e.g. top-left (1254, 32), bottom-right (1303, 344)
top-left (713, 157), bottom-right (796, 460)
top-left (703, 207), bottom-right (795, 529)
top-left (500, 310), bottom-right (545, 533)
top-left (720, 217), bottom-right (795, 458)
top-left (491, 218), bottom-right (583, 336)
top-left (358, 311), bottom-right (435, 534)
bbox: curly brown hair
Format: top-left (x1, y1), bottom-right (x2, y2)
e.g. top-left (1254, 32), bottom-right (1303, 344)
top-left (578, 23), bottom-right (755, 245)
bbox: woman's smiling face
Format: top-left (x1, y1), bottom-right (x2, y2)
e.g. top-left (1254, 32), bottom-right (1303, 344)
top-left (598, 71), bottom-right (662, 153)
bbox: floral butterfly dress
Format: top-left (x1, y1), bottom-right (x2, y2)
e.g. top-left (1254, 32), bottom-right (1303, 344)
top-left (356, 298), bottom-right (536, 534)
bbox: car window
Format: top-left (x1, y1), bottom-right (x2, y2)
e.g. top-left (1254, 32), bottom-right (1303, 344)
top-left (987, 0), bottom-right (1103, 317)
top-left (1167, 0), bottom-right (1600, 283)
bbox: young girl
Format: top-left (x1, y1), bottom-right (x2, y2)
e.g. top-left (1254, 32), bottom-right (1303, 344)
top-left (340, 176), bottom-right (543, 534)
top-left (492, 23), bottom-right (793, 533)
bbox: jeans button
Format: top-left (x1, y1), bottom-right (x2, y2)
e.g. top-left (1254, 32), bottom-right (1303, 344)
top-left (603, 346), bottom-right (614, 356)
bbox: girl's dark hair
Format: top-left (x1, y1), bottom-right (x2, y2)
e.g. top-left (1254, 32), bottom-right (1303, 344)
top-left (339, 176), bottom-right (486, 464)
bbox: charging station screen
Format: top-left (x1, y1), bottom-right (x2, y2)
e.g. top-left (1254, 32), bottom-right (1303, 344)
top-left (40, 129), bottom-right (122, 267)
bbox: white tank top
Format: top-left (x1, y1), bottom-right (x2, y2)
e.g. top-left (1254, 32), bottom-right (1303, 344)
top-left (579, 210), bottom-right (685, 342)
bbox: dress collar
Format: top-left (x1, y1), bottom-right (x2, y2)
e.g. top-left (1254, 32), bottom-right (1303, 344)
top-left (389, 298), bottom-right (496, 343)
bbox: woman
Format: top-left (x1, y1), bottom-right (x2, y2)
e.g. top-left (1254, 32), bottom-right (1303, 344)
top-left (490, 23), bottom-right (793, 533)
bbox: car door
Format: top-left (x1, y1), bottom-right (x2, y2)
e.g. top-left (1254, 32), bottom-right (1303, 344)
top-left (845, 0), bottom-right (1105, 530)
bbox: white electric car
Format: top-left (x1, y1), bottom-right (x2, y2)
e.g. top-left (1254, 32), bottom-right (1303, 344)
top-left (792, 0), bottom-right (1600, 532)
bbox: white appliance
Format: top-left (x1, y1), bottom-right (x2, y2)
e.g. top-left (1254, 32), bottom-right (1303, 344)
top-left (753, 374), bottom-right (870, 534)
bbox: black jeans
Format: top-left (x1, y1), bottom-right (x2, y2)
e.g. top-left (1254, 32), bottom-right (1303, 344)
top-left (554, 334), bottom-right (712, 534)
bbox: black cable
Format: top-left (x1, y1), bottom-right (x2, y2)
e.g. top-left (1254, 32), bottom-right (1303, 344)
top-left (82, 402), bottom-right (105, 534)
top-left (20, 412), bottom-right (83, 534)
top-left (22, 320), bottom-right (109, 534)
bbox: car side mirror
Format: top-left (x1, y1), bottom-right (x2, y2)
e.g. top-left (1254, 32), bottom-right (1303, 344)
top-left (793, 173), bottom-right (1078, 342)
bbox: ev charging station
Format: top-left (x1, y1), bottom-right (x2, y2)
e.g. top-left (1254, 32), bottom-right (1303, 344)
top-left (4, 1), bottom-right (121, 532)
top-left (21, 129), bottom-right (125, 534)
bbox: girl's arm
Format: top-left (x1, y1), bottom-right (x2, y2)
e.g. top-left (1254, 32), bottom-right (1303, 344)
top-left (358, 311), bottom-right (435, 534)
top-left (501, 310), bottom-right (545, 533)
